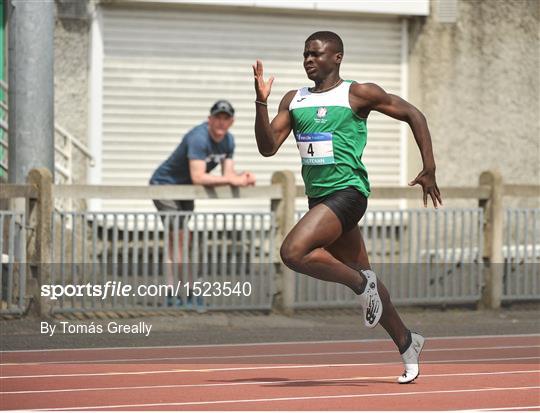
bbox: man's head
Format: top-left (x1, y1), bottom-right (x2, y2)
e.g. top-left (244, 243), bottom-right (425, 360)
top-left (208, 100), bottom-right (235, 141)
top-left (303, 31), bottom-right (344, 81)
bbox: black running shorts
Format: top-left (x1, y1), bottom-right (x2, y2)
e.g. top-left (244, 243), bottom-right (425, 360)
top-left (308, 187), bottom-right (368, 233)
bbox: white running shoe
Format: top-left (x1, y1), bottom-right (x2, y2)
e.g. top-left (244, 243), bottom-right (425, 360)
top-left (358, 270), bottom-right (383, 328)
top-left (398, 332), bottom-right (425, 384)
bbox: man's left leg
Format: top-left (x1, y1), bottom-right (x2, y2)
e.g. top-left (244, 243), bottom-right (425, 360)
top-left (326, 226), bottom-right (425, 383)
top-left (326, 227), bottom-right (408, 349)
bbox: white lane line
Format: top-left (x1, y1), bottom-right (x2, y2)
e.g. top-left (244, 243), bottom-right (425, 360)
top-left (2, 369), bottom-right (538, 395)
top-left (1, 356), bottom-right (539, 379)
top-left (2, 344), bottom-right (538, 366)
top-left (1, 333), bottom-right (538, 353)
top-left (461, 406), bottom-right (540, 411)
top-left (31, 385), bottom-right (540, 411)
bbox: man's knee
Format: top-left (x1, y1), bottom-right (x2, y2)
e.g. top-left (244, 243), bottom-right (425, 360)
top-left (280, 241), bottom-right (307, 271)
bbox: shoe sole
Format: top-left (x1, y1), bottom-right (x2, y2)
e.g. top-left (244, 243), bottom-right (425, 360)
top-left (364, 294), bottom-right (382, 328)
top-left (361, 272), bottom-right (383, 328)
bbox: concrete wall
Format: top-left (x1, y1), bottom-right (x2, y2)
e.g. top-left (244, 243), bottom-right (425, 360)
top-left (408, 0), bottom-right (539, 202)
top-left (54, 1), bottom-right (91, 184)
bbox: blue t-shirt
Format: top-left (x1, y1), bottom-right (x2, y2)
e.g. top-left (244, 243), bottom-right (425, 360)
top-left (150, 122), bottom-right (235, 185)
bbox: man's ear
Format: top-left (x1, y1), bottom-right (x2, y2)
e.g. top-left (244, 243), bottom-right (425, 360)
top-left (335, 52), bottom-right (343, 64)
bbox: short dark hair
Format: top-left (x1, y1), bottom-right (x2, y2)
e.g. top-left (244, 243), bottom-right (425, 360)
top-left (305, 31), bottom-right (344, 54)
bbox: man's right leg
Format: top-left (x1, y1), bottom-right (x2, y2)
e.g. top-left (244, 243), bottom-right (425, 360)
top-left (170, 203), bottom-right (195, 305)
top-left (280, 204), bottom-right (367, 294)
top-left (153, 199), bottom-right (190, 305)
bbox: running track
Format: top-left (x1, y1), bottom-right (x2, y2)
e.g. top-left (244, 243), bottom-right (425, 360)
top-left (1, 334), bottom-right (539, 410)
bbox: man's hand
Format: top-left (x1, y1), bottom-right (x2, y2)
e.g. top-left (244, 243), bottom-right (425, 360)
top-left (245, 172), bottom-right (256, 186)
top-left (409, 168), bottom-right (443, 208)
top-left (252, 60), bottom-right (274, 102)
top-left (229, 172), bottom-right (256, 187)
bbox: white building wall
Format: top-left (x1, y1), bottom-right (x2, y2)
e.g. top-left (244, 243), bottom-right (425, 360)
top-left (97, 3), bottom-right (406, 212)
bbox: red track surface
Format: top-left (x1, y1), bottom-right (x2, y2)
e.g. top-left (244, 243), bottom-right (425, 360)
top-left (1, 334), bottom-right (539, 411)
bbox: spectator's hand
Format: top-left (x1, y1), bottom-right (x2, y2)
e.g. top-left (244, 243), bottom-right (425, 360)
top-left (229, 173), bottom-right (250, 187)
top-left (409, 168), bottom-right (443, 208)
top-left (245, 172), bottom-right (256, 186)
top-left (252, 60), bottom-right (274, 102)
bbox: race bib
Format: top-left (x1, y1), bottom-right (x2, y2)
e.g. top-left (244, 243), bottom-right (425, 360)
top-left (295, 132), bottom-right (335, 165)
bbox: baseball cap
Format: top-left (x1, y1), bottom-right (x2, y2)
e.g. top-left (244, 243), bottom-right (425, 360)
top-left (210, 100), bottom-right (235, 117)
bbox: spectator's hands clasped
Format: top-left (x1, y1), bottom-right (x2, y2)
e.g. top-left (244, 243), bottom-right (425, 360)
top-left (229, 172), bottom-right (256, 187)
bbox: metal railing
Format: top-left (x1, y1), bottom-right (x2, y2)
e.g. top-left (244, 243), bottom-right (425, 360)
top-left (49, 211), bottom-right (275, 314)
top-left (294, 208), bottom-right (484, 308)
top-left (0, 168), bottom-right (538, 316)
top-left (0, 80), bottom-right (94, 193)
top-left (503, 208), bottom-right (540, 300)
top-left (0, 211), bottom-right (27, 314)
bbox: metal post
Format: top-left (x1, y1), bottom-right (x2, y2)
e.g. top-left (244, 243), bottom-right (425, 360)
top-left (7, 0), bottom-right (55, 184)
top-left (270, 170), bottom-right (296, 315)
top-left (479, 170), bottom-right (504, 309)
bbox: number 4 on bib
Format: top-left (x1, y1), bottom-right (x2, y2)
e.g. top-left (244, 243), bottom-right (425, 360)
top-left (295, 132), bottom-right (335, 165)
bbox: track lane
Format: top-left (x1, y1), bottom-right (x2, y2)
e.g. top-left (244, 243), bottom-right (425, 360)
top-left (1, 334), bottom-right (538, 411)
top-left (2, 367), bottom-right (539, 409)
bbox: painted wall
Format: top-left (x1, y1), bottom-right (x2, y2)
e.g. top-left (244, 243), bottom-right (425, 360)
top-left (54, 7), bottom-right (91, 184)
top-left (407, 0), bottom-right (539, 206)
top-left (0, 0), bottom-right (6, 181)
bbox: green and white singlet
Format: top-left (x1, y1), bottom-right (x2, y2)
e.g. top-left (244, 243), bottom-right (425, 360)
top-left (289, 80), bottom-right (370, 198)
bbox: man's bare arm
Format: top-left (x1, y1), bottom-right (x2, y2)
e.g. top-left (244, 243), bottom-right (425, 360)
top-left (221, 158), bottom-right (235, 177)
top-left (254, 91), bottom-right (295, 156)
top-left (351, 82), bottom-right (442, 208)
top-left (221, 159), bottom-right (256, 185)
top-left (190, 160), bottom-right (248, 186)
top-left (252, 60), bottom-right (294, 156)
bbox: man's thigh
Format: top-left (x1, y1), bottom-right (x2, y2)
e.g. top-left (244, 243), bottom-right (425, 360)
top-left (325, 226), bottom-right (370, 270)
top-left (283, 203), bottom-right (343, 253)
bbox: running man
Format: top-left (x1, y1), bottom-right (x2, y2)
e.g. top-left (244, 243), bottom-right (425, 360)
top-left (252, 31), bottom-right (442, 383)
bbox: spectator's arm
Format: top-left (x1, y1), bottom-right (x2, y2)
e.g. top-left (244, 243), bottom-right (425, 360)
top-left (189, 159), bottom-right (233, 186)
top-left (221, 159), bottom-right (256, 186)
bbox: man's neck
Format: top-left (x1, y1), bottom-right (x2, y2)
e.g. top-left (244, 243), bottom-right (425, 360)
top-left (208, 130), bottom-right (224, 143)
top-left (311, 75), bottom-right (343, 93)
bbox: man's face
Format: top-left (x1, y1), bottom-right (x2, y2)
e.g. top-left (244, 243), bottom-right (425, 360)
top-left (303, 40), bottom-right (342, 81)
top-left (207, 113), bottom-right (234, 141)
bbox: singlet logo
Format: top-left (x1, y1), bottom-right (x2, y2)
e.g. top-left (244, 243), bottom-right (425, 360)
top-left (315, 107), bottom-right (328, 124)
top-left (317, 107), bottom-right (327, 118)
top-left (313, 106), bottom-right (328, 123)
